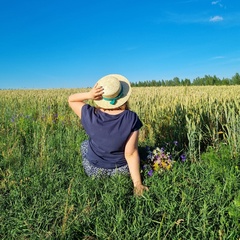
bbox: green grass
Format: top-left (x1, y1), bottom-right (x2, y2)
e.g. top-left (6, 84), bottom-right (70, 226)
top-left (0, 91), bottom-right (240, 239)
top-left (1, 128), bottom-right (239, 240)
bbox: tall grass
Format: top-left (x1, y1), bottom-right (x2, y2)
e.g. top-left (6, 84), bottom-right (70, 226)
top-left (0, 86), bottom-right (240, 239)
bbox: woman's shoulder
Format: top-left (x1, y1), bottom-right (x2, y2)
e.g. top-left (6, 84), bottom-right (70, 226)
top-left (124, 110), bottom-right (143, 129)
top-left (81, 104), bottom-right (98, 118)
top-left (82, 104), bottom-right (96, 112)
top-left (125, 109), bottom-right (138, 116)
top-left (123, 109), bottom-right (141, 120)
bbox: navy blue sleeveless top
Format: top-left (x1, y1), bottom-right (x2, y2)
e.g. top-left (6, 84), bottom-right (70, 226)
top-left (81, 104), bottom-right (143, 168)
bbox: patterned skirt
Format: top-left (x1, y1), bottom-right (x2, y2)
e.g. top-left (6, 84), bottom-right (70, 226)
top-left (80, 140), bottom-right (130, 177)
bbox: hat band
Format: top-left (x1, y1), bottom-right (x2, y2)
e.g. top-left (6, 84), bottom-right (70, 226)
top-left (102, 86), bottom-right (123, 105)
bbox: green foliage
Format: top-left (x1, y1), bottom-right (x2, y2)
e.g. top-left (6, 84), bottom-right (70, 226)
top-left (1, 88), bottom-right (240, 239)
top-left (228, 192), bottom-right (240, 228)
top-left (131, 72), bottom-right (240, 87)
top-left (0, 143), bottom-right (239, 239)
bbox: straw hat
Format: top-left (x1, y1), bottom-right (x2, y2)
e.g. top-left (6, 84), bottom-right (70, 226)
top-left (94, 74), bottom-right (132, 109)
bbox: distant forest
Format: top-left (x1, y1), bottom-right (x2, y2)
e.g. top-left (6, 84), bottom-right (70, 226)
top-left (131, 72), bottom-right (240, 87)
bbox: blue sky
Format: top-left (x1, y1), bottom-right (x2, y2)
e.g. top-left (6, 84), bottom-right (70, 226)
top-left (0, 0), bottom-right (240, 89)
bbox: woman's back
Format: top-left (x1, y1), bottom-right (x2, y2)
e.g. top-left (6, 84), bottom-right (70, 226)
top-left (81, 104), bottom-right (142, 168)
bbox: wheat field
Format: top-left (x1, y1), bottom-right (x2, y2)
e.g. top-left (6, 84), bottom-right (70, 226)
top-left (0, 86), bottom-right (240, 239)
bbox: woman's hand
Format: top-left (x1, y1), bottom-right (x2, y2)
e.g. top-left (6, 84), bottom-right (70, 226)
top-left (134, 184), bottom-right (149, 196)
top-left (89, 83), bottom-right (104, 100)
top-left (68, 83), bottom-right (104, 118)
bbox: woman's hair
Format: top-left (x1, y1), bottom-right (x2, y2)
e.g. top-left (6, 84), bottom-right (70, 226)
top-left (95, 101), bottom-right (130, 111)
top-left (118, 101), bottom-right (130, 110)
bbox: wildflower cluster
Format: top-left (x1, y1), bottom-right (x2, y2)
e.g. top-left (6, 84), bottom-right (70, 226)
top-left (146, 147), bottom-right (174, 176)
top-left (142, 141), bottom-right (186, 177)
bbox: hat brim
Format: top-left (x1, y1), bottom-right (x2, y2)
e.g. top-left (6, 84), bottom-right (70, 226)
top-left (94, 74), bottom-right (132, 109)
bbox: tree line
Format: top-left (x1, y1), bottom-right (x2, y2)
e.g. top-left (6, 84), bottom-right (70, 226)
top-left (131, 73), bottom-right (240, 87)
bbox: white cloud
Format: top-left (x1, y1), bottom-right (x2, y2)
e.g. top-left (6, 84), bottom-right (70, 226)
top-left (211, 0), bottom-right (224, 8)
top-left (209, 16), bottom-right (223, 22)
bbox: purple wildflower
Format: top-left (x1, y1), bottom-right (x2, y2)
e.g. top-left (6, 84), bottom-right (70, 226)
top-left (173, 141), bottom-right (178, 146)
top-left (180, 154), bottom-right (187, 162)
top-left (148, 169), bottom-right (153, 176)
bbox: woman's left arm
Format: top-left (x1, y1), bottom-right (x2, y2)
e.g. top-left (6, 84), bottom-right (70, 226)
top-left (125, 131), bottom-right (149, 196)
